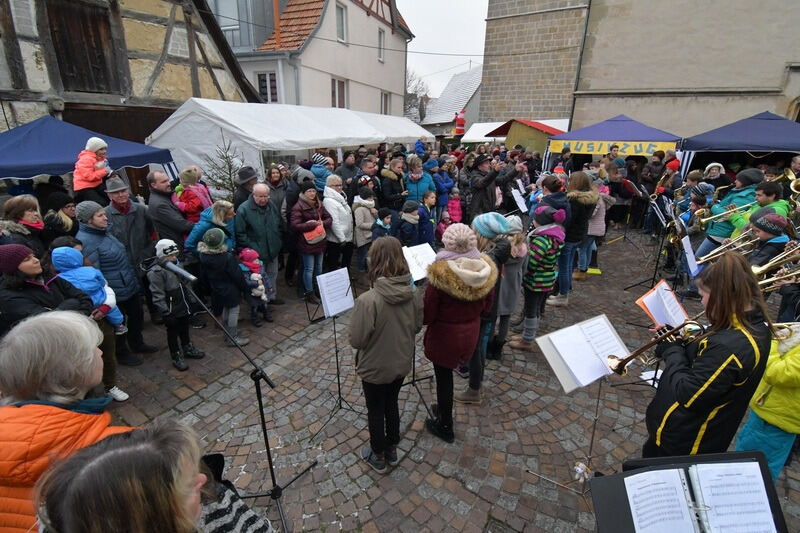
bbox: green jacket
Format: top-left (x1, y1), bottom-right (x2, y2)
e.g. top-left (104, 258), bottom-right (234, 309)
top-left (751, 336), bottom-right (800, 434)
top-left (235, 197), bottom-right (284, 261)
top-left (729, 198), bottom-right (791, 237)
top-left (705, 185), bottom-right (756, 239)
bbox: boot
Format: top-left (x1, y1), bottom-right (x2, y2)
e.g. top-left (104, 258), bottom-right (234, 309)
top-left (486, 337), bottom-right (503, 360)
top-left (454, 386), bottom-right (482, 405)
top-left (224, 326), bottom-right (250, 347)
top-left (171, 351), bottom-right (189, 371)
top-left (182, 343), bottom-right (205, 359)
top-left (572, 270), bottom-right (588, 281)
top-left (304, 291), bottom-right (320, 305)
top-left (546, 294), bottom-right (569, 307)
top-left (250, 307), bottom-right (263, 327)
top-left (261, 304), bottom-right (274, 323)
top-left (520, 317), bottom-right (539, 344)
top-left (509, 338), bottom-right (536, 351)
top-left (425, 417), bottom-right (454, 443)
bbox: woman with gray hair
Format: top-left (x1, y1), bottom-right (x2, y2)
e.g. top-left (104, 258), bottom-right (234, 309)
top-left (0, 311), bottom-right (132, 531)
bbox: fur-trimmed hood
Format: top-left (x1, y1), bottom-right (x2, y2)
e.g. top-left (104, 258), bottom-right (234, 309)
top-left (381, 168), bottom-right (400, 181)
top-left (426, 253), bottom-right (497, 301)
top-left (197, 241), bottom-right (228, 255)
top-left (567, 190), bottom-right (600, 205)
top-left (0, 219), bottom-right (31, 236)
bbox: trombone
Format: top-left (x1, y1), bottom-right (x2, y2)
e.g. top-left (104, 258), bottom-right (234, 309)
top-left (759, 265), bottom-right (800, 292)
top-left (607, 313), bottom-right (706, 376)
top-left (696, 230), bottom-right (758, 264)
top-left (697, 201), bottom-right (757, 229)
top-left (752, 242), bottom-right (800, 277)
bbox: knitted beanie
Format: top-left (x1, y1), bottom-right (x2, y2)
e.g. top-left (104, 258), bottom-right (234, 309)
top-left (612, 157), bottom-right (627, 168)
top-left (442, 223), bottom-right (477, 253)
top-left (0, 244), bottom-right (34, 274)
top-left (534, 205), bottom-right (567, 226)
top-left (506, 215), bottom-right (523, 234)
top-left (377, 207), bottom-right (391, 220)
top-left (423, 158), bottom-right (439, 171)
top-left (75, 201), bottom-right (103, 224)
top-left (402, 200), bottom-right (419, 213)
top-left (202, 228), bottom-right (226, 250)
top-left (47, 191), bottom-right (74, 213)
top-left (736, 168), bottom-right (764, 187)
top-left (85, 137), bottom-right (107, 152)
top-left (752, 212), bottom-right (787, 236)
top-left (666, 159), bottom-right (681, 172)
top-left (155, 239), bottom-right (180, 258)
top-left (311, 153), bottom-right (327, 165)
top-left (179, 167), bottom-right (199, 185)
top-left (472, 212), bottom-right (510, 239)
top-left (690, 183), bottom-right (714, 198)
top-left (238, 247), bottom-right (260, 263)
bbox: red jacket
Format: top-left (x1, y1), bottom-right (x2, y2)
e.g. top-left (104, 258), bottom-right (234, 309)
top-left (423, 255), bottom-right (496, 369)
top-left (0, 403), bottom-right (131, 532)
top-left (72, 150), bottom-right (109, 191)
top-left (172, 184), bottom-right (212, 223)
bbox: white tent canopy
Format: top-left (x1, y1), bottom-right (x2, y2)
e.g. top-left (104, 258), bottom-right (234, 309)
top-left (461, 122), bottom-right (507, 143)
top-left (146, 98), bottom-right (434, 173)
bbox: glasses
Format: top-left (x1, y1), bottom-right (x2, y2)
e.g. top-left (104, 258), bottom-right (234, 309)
top-left (331, 184), bottom-right (343, 188)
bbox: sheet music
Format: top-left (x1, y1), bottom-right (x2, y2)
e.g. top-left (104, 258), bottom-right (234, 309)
top-left (316, 267), bottom-right (354, 318)
top-left (682, 236), bottom-right (701, 277)
top-left (637, 280), bottom-right (688, 328)
top-left (548, 316), bottom-right (617, 387)
top-left (402, 244), bottom-right (437, 281)
top-left (516, 178), bottom-right (526, 194)
top-left (511, 189), bottom-right (528, 214)
top-left (689, 462), bottom-right (776, 533)
top-left (624, 469), bottom-right (698, 533)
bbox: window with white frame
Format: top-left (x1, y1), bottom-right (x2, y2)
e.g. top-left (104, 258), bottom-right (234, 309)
top-left (331, 78), bottom-right (347, 108)
top-left (335, 3), bottom-right (347, 43)
top-left (380, 92), bottom-right (390, 115)
top-left (257, 72), bottom-right (279, 103)
top-left (378, 29), bottom-right (385, 61)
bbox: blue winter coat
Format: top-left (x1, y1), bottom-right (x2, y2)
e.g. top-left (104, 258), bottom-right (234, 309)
top-left (76, 223), bottom-right (140, 301)
top-left (311, 164), bottom-right (332, 193)
top-left (433, 171), bottom-right (454, 207)
top-left (418, 205), bottom-right (435, 247)
top-left (403, 172), bottom-right (436, 204)
top-left (51, 247), bottom-right (107, 307)
top-left (184, 207), bottom-right (236, 254)
top-left (371, 220), bottom-right (391, 241)
top-left (414, 140), bottom-right (426, 156)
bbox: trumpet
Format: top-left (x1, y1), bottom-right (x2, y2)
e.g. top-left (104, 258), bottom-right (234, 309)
top-left (696, 230), bottom-right (758, 264)
top-left (752, 241), bottom-right (800, 277)
top-left (758, 265), bottom-right (800, 292)
top-left (697, 201), bottom-right (757, 229)
top-left (607, 313), bottom-right (706, 376)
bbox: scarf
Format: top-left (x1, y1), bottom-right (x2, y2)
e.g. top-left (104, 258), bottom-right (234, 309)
top-left (401, 212), bottom-right (419, 224)
top-left (408, 171), bottom-right (423, 183)
top-left (111, 200), bottom-right (131, 215)
top-left (19, 219), bottom-right (44, 231)
top-left (357, 199), bottom-right (375, 209)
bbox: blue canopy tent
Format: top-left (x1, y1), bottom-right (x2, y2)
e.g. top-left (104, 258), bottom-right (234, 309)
top-left (679, 111), bottom-right (800, 176)
top-left (0, 116), bottom-right (176, 179)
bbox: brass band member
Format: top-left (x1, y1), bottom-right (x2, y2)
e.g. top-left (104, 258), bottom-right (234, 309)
top-left (644, 252), bottom-right (772, 458)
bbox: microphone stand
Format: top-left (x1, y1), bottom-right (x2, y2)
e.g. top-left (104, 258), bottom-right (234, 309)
top-left (142, 257), bottom-right (316, 532)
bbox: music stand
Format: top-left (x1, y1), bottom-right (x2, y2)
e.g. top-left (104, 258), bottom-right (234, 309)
top-left (401, 335), bottom-right (434, 420)
top-left (624, 204), bottom-right (669, 292)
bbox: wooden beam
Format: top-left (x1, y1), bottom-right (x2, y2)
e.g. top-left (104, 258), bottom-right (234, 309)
top-left (34, 0), bottom-right (64, 93)
top-left (108, 0), bottom-right (133, 97)
top-left (183, 4), bottom-right (200, 97)
top-left (194, 32), bottom-right (225, 99)
top-left (144, 4), bottom-right (177, 96)
top-left (0, 0), bottom-right (28, 89)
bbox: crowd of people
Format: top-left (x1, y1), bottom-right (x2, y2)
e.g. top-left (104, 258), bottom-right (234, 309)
top-left (1, 136), bottom-right (799, 528)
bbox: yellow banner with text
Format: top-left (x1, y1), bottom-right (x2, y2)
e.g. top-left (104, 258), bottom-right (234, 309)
top-left (548, 140), bottom-right (678, 156)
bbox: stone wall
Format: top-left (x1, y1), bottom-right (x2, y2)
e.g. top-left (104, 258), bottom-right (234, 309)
top-left (479, 0), bottom-right (587, 122)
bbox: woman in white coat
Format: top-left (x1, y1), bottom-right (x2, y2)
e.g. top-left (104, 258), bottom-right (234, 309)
top-left (323, 174), bottom-right (355, 272)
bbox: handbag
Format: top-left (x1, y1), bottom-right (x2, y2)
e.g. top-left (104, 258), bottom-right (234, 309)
top-left (303, 210), bottom-right (326, 244)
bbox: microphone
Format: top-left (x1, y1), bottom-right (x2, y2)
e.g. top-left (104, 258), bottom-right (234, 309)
top-left (158, 258), bottom-right (197, 283)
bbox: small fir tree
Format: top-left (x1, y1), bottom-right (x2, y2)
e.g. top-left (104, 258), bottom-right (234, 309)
top-left (202, 133), bottom-right (243, 202)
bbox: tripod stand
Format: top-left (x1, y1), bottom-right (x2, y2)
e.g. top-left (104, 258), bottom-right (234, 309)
top-left (527, 378), bottom-right (605, 499)
top-left (624, 215), bottom-right (669, 292)
top-left (156, 263), bottom-right (316, 533)
top-left (401, 339), bottom-right (434, 419)
top-left (309, 313), bottom-right (363, 441)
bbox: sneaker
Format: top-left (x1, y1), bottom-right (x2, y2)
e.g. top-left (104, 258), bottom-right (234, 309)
top-left (509, 338), bottom-right (536, 351)
top-left (360, 446), bottom-right (387, 473)
top-left (572, 270), bottom-right (588, 281)
top-left (425, 418), bottom-right (454, 443)
top-left (384, 446), bottom-right (398, 466)
top-left (114, 324), bottom-right (128, 335)
top-left (116, 351), bottom-right (143, 366)
top-left (546, 294), bottom-right (569, 307)
top-left (171, 351), bottom-right (189, 371)
top-left (455, 365), bottom-right (469, 379)
top-left (586, 267), bottom-right (602, 275)
top-left (189, 315), bottom-right (205, 329)
top-left (107, 386), bottom-right (129, 402)
top-left (182, 344), bottom-right (205, 359)
top-left (454, 386), bottom-right (482, 405)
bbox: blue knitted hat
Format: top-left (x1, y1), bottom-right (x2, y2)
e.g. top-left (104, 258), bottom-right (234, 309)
top-left (423, 158), bottom-right (439, 171)
top-left (472, 212), bottom-right (510, 239)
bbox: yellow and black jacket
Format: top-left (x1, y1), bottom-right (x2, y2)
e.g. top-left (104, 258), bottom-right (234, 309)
top-left (645, 309), bottom-right (771, 456)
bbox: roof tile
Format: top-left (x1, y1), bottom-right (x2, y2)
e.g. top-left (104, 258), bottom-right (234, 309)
top-left (259, 0), bottom-right (325, 52)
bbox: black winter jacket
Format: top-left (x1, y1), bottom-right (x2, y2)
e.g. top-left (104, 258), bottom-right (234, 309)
top-left (748, 238), bottom-right (787, 268)
top-left (564, 190), bottom-right (599, 243)
top-left (148, 188), bottom-right (194, 247)
top-left (469, 168), bottom-right (507, 217)
top-left (196, 242), bottom-right (251, 309)
top-left (0, 274), bottom-right (93, 336)
top-left (645, 309), bottom-right (771, 456)
top-left (0, 220), bottom-right (46, 259)
top-left (380, 169), bottom-right (406, 211)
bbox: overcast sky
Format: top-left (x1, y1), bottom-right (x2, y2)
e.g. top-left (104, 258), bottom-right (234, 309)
top-left (396, 0), bottom-right (488, 98)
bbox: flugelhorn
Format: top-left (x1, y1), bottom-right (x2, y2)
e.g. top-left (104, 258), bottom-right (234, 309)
top-left (696, 230), bottom-right (758, 264)
top-left (607, 313), bottom-right (706, 376)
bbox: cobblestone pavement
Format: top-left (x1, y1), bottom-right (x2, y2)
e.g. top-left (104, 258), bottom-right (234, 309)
top-left (111, 229), bottom-right (800, 532)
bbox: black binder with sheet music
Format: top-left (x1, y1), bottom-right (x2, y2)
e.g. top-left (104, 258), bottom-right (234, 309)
top-left (590, 451), bottom-right (787, 532)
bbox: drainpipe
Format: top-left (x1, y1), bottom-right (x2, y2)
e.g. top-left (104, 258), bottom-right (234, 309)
top-left (569, 0), bottom-right (592, 130)
top-left (286, 54), bottom-right (301, 105)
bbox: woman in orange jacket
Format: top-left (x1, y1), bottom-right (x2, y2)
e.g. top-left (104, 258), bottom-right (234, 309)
top-left (0, 311), bottom-right (131, 532)
top-left (73, 136), bottom-right (113, 205)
